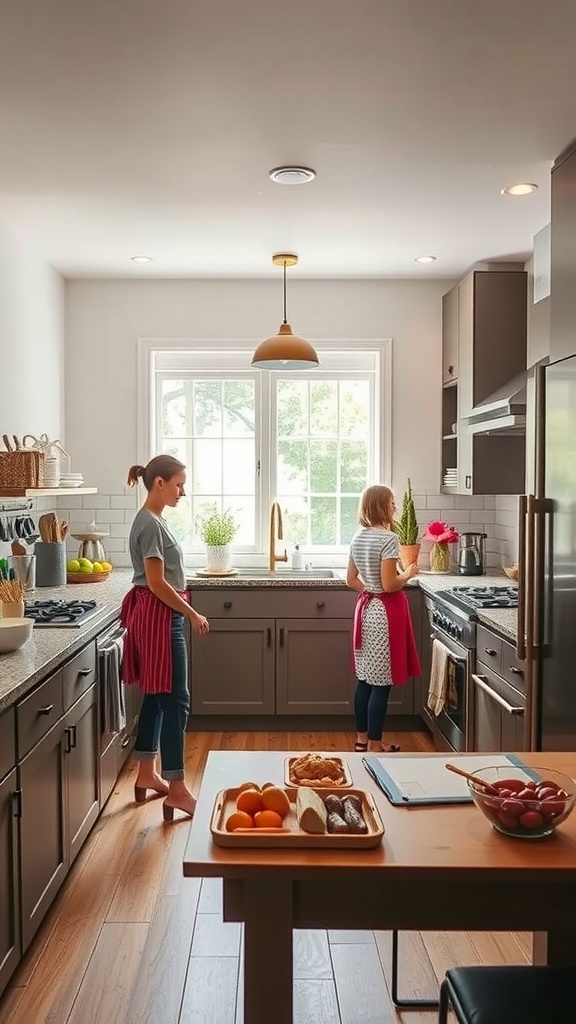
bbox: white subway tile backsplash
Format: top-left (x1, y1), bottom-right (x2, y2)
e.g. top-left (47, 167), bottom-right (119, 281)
top-left (95, 509), bottom-right (125, 524)
top-left (111, 495), bottom-right (139, 510)
top-left (84, 495), bottom-right (110, 509)
top-left (470, 509), bottom-right (494, 524)
top-left (482, 495), bottom-right (495, 510)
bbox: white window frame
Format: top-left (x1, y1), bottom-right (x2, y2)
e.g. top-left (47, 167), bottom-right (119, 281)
top-left (137, 337), bottom-right (392, 563)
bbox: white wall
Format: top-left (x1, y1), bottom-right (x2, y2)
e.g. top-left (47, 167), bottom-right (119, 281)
top-left (0, 222), bottom-right (64, 438)
top-left (64, 277), bottom-right (455, 492)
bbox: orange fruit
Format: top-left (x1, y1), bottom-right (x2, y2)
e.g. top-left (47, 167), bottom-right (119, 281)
top-left (254, 809), bottom-right (284, 829)
top-left (226, 810), bottom-right (254, 832)
top-left (236, 788), bottom-right (264, 816)
top-left (261, 782), bottom-right (277, 790)
top-left (237, 781), bottom-right (261, 794)
top-left (261, 786), bottom-right (291, 819)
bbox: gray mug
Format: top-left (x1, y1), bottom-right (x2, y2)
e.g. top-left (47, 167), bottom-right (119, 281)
top-left (35, 542), bottom-right (66, 587)
top-left (7, 554), bottom-right (36, 591)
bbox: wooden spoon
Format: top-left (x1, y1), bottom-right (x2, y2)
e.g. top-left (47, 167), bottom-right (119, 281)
top-left (445, 762), bottom-right (500, 796)
top-left (11, 540), bottom-right (27, 555)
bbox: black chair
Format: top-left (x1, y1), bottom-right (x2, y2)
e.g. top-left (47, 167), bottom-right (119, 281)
top-left (391, 930), bottom-right (439, 1009)
top-left (439, 965), bottom-right (575, 1024)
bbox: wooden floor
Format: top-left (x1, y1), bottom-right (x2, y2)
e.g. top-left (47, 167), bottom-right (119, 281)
top-left (1, 727), bottom-right (531, 1024)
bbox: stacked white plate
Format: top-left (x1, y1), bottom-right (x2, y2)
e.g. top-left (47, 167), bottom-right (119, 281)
top-left (58, 473), bottom-right (84, 488)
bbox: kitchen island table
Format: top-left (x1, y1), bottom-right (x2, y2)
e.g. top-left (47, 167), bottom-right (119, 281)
top-left (183, 750), bottom-right (576, 1024)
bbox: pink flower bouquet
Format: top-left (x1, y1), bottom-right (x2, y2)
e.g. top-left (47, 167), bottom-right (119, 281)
top-left (424, 520), bottom-right (459, 572)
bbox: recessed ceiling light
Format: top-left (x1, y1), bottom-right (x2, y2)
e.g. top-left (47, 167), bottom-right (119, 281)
top-left (414, 255), bottom-right (437, 264)
top-left (269, 166), bottom-right (316, 185)
top-left (131, 255), bottom-right (153, 263)
top-left (501, 183), bottom-right (538, 197)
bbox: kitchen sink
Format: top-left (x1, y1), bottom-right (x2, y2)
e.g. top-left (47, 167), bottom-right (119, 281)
top-left (233, 568), bottom-right (341, 580)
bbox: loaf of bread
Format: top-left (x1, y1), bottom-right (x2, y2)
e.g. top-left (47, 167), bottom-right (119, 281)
top-left (296, 787), bottom-right (327, 834)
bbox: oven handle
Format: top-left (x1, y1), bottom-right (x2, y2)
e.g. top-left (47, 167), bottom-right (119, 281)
top-left (429, 633), bottom-right (467, 664)
top-left (472, 673), bottom-right (525, 715)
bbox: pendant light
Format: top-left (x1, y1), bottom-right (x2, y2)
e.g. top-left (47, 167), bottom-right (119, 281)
top-left (251, 254), bottom-right (319, 369)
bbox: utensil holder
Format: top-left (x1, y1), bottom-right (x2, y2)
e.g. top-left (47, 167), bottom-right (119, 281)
top-left (7, 554), bottom-right (36, 591)
top-left (35, 542), bottom-right (66, 587)
top-left (1, 600), bottom-right (25, 618)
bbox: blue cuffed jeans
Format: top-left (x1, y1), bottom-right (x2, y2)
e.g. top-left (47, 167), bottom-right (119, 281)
top-left (354, 679), bottom-right (392, 741)
top-left (133, 613), bottom-right (190, 781)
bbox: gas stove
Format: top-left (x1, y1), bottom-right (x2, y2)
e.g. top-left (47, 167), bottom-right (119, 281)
top-left (437, 585), bottom-right (519, 612)
top-left (24, 599), bottom-right (105, 628)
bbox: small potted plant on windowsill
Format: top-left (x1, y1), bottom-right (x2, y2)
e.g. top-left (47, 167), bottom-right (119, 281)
top-left (197, 505), bottom-right (239, 574)
top-left (392, 478), bottom-right (421, 569)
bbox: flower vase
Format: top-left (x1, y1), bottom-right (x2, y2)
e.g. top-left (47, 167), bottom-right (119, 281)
top-left (429, 542), bottom-right (452, 573)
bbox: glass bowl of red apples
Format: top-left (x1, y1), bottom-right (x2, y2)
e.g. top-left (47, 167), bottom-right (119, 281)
top-left (468, 765), bottom-right (576, 839)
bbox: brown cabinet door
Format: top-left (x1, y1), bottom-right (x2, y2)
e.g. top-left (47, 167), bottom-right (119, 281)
top-left (190, 618), bottom-right (275, 715)
top-left (19, 720), bottom-right (66, 952)
top-left (442, 286), bottom-right (459, 384)
top-left (275, 618), bottom-right (355, 715)
top-left (65, 684), bottom-right (99, 865)
top-left (551, 144), bottom-right (576, 362)
top-left (0, 769), bottom-right (20, 998)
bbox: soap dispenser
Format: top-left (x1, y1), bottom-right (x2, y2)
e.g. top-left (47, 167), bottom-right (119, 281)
top-left (291, 544), bottom-right (303, 570)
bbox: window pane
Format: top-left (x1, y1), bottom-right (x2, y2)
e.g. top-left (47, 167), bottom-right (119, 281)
top-left (281, 496), bottom-right (309, 546)
top-left (194, 439), bottom-right (222, 493)
top-left (340, 380), bottom-right (370, 438)
top-left (310, 380), bottom-right (338, 437)
top-left (310, 441), bottom-right (338, 492)
top-left (194, 381), bottom-right (223, 437)
top-left (340, 496), bottom-right (358, 545)
top-left (161, 380), bottom-right (187, 437)
top-left (161, 438), bottom-right (189, 465)
top-left (223, 439), bottom-right (255, 494)
top-left (340, 441), bottom-right (368, 492)
top-left (223, 380), bottom-right (255, 437)
top-left (311, 497), bottom-right (337, 545)
top-left (277, 440), bottom-right (308, 494)
top-left (277, 380), bottom-right (308, 438)
top-left (164, 496), bottom-right (192, 547)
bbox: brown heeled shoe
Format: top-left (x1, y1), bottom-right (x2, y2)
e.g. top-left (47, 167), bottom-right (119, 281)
top-left (162, 797), bottom-right (196, 822)
top-left (134, 781), bottom-right (169, 803)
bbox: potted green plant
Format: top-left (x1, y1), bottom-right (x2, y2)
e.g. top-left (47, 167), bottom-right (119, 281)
top-left (197, 505), bottom-right (239, 574)
top-left (393, 478), bottom-right (421, 569)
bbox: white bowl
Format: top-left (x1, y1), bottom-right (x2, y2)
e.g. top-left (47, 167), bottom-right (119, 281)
top-left (58, 480), bottom-right (84, 487)
top-left (0, 617), bottom-right (34, 653)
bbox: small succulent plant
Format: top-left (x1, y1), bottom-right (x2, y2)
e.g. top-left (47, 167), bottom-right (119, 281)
top-left (393, 478), bottom-right (419, 545)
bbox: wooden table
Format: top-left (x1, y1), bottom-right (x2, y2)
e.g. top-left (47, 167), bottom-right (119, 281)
top-left (183, 751), bottom-right (576, 1024)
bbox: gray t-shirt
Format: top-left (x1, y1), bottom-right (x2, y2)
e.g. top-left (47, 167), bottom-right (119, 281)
top-left (129, 508), bottom-right (186, 591)
top-left (350, 526), bottom-right (399, 592)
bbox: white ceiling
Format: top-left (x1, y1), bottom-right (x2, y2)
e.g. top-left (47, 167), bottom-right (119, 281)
top-left (0, 0), bottom-right (575, 279)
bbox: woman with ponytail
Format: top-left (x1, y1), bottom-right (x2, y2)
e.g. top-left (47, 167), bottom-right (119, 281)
top-left (121, 454), bottom-right (209, 821)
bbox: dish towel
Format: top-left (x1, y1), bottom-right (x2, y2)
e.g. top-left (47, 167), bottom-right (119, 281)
top-left (101, 636), bottom-right (127, 734)
top-left (427, 638), bottom-right (451, 716)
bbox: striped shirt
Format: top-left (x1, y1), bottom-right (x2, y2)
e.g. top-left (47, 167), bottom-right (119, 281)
top-left (350, 527), bottom-right (399, 592)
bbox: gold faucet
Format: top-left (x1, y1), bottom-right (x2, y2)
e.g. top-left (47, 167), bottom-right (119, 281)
top-left (269, 501), bottom-right (288, 572)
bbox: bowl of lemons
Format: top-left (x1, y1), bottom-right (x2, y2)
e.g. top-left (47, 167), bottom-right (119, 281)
top-left (66, 557), bottom-right (113, 583)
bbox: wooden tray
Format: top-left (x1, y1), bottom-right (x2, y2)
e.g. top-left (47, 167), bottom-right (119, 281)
top-left (210, 786), bottom-right (384, 849)
top-left (284, 755), bottom-right (352, 788)
top-left (67, 572), bottom-right (111, 583)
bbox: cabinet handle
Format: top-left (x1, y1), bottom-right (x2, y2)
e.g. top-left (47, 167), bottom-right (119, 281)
top-left (64, 727), bottom-right (73, 754)
top-left (121, 735), bottom-right (131, 749)
top-left (465, 475), bottom-right (471, 489)
top-left (472, 673), bottom-right (524, 715)
top-left (509, 665), bottom-right (524, 676)
top-left (12, 789), bottom-right (22, 818)
top-left (484, 647), bottom-right (497, 657)
top-left (38, 704), bottom-right (55, 715)
top-left (267, 627), bottom-right (272, 647)
top-left (316, 601), bottom-right (325, 609)
top-left (78, 667), bottom-right (92, 677)
top-left (279, 627), bottom-right (285, 647)
top-left (70, 724), bottom-right (77, 749)
top-left (223, 601), bottom-right (232, 609)
top-left (448, 364), bottom-right (454, 376)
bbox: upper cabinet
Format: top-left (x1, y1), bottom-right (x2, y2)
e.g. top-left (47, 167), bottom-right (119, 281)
top-left (442, 286), bottom-right (459, 384)
top-left (551, 140), bottom-right (576, 363)
top-left (441, 269), bottom-right (527, 495)
top-left (526, 245), bottom-right (550, 370)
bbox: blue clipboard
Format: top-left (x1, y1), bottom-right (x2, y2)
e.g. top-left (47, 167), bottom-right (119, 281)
top-left (362, 753), bottom-right (536, 806)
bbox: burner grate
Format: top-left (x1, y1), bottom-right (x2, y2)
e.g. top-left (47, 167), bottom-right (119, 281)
top-left (25, 599), bottom-right (102, 627)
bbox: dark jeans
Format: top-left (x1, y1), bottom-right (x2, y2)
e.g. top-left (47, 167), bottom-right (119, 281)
top-left (133, 613), bottom-right (190, 781)
top-left (354, 680), bottom-right (392, 741)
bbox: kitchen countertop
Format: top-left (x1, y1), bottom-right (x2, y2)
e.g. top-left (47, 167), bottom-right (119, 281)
top-left (0, 567), bottom-right (518, 714)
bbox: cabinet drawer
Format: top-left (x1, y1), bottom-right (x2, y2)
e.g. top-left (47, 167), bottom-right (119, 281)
top-left (63, 642), bottom-right (97, 710)
top-left (16, 672), bottom-right (64, 759)
top-left (189, 588), bottom-right (356, 620)
top-left (476, 626), bottom-right (502, 669)
top-left (500, 638), bottom-right (526, 695)
top-left (472, 664), bottom-right (525, 714)
top-left (0, 707), bottom-right (16, 782)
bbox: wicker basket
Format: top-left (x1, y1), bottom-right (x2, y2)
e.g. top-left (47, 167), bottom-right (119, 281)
top-left (0, 450), bottom-right (45, 492)
top-left (67, 571), bottom-right (111, 584)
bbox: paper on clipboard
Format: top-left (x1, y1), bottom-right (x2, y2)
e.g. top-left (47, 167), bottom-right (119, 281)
top-left (362, 754), bottom-right (532, 806)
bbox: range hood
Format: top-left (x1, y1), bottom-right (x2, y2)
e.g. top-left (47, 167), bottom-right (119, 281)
top-left (462, 368), bottom-right (530, 435)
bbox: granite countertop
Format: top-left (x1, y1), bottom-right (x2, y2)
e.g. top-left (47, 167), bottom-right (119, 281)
top-left (0, 567), bottom-right (519, 714)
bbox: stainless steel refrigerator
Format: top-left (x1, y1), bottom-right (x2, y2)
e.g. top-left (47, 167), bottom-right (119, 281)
top-left (520, 357), bottom-right (576, 750)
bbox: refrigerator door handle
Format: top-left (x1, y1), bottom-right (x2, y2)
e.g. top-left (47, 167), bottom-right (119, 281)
top-left (516, 494), bottom-right (528, 660)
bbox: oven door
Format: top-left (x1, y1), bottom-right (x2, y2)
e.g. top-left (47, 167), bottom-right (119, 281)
top-left (430, 628), bottom-right (471, 753)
